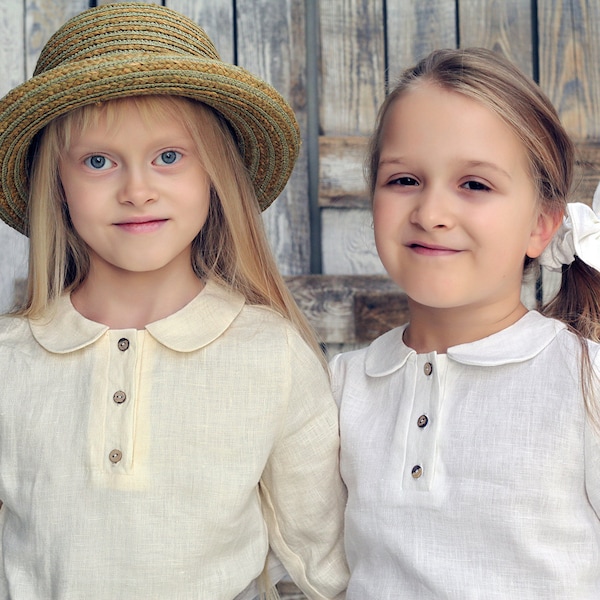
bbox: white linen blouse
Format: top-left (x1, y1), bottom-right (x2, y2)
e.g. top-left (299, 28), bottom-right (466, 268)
top-left (330, 311), bottom-right (600, 599)
top-left (0, 279), bottom-right (348, 599)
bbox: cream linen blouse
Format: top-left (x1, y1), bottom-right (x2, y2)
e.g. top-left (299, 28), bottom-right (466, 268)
top-left (0, 280), bottom-right (348, 599)
top-left (331, 311), bottom-right (600, 599)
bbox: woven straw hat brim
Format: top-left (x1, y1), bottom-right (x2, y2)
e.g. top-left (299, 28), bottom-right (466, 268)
top-left (0, 54), bottom-right (300, 235)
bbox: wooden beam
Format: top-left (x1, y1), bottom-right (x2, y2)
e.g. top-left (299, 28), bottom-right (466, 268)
top-left (285, 275), bottom-right (408, 344)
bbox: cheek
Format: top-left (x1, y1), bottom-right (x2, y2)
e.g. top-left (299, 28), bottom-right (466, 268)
top-left (373, 196), bottom-right (405, 235)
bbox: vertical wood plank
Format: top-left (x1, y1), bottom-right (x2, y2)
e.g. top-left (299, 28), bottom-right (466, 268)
top-left (386, 0), bottom-right (457, 83)
top-left (0, 0), bottom-right (26, 94)
top-left (166, 0), bottom-right (234, 64)
top-left (25, 0), bottom-right (89, 77)
top-left (538, 0), bottom-right (600, 140)
top-left (321, 209), bottom-right (384, 275)
top-left (236, 0), bottom-right (310, 275)
top-left (0, 0), bottom-right (29, 311)
top-left (319, 0), bottom-right (385, 274)
top-left (458, 0), bottom-right (533, 77)
top-left (319, 0), bottom-right (385, 135)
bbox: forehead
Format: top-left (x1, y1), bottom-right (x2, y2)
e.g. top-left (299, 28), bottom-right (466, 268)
top-left (60, 96), bottom-right (196, 138)
top-left (380, 83), bottom-right (528, 166)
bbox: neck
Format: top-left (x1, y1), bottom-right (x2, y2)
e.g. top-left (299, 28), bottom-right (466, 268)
top-left (403, 299), bottom-right (529, 354)
top-left (70, 265), bottom-right (204, 329)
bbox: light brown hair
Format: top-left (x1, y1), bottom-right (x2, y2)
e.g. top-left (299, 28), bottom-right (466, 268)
top-left (367, 47), bottom-right (600, 421)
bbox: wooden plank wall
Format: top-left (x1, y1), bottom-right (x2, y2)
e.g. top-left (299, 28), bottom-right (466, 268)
top-left (0, 1), bottom-right (599, 596)
top-left (1, 1), bottom-right (599, 347)
top-left (315, 0), bottom-right (600, 354)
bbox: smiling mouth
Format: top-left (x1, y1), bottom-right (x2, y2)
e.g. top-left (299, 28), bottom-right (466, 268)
top-left (408, 242), bottom-right (459, 255)
top-left (115, 219), bottom-right (167, 233)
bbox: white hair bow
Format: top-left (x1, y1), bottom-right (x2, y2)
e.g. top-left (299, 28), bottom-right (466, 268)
top-left (539, 182), bottom-right (600, 272)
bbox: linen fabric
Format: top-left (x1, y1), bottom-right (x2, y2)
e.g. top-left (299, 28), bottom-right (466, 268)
top-left (330, 311), bottom-right (600, 599)
top-left (0, 279), bottom-right (348, 599)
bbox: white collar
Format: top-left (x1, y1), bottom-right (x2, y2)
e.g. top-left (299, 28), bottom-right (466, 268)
top-left (365, 311), bottom-right (565, 377)
top-left (29, 279), bottom-right (245, 354)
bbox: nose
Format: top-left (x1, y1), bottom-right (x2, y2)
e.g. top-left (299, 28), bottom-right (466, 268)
top-left (117, 165), bottom-right (158, 206)
top-left (409, 184), bottom-right (454, 231)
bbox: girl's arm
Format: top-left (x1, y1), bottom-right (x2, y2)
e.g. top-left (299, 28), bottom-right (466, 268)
top-left (585, 346), bottom-right (600, 521)
top-left (259, 327), bottom-right (348, 600)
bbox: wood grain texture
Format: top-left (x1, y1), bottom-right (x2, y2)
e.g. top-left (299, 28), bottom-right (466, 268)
top-left (236, 0), bottom-right (311, 275)
top-left (319, 0), bottom-right (386, 135)
top-left (573, 141), bottom-right (600, 204)
top-left (0, 0), bottom-right (26, 93)
top-left (321, 208), bottom-right (385, 274)
top-left (285, 274), bottom-right (403, 343)
top-left (354, 291), bottom-right (410, 341)
top-left (25, 0), bottom-right (88, 76)
top-left (458, 0), bottom-right (533, 76)
top-left (538, 0), bottom-right (600, 139)
top-left (167, 0), bottom-right (234, 64)
top-left (319, 135), bottom-right (369, 207)
top-left (386, 0), bottom-right (457, 83)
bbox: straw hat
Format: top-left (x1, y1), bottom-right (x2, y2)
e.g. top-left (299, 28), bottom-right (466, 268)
top-left (0, 2), bottom-right (301, 235)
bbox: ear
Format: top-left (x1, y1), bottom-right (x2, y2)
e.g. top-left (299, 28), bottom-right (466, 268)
top-left (526, 208), bottom-right (563, 259)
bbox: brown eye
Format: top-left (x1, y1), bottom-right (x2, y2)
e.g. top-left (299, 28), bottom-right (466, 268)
top-left (391, 176), bottom-right (419, 186)
top-left (462, 180), bottom-right (490, 191)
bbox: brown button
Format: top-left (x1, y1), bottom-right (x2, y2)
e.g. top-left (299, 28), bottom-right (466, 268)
top-left (424, 362), bottom-right (433, 376)
top-left (417, 414), bottom-right (429, 428)
top-left (113, 391), bottom-right (127, 404)
top-left (411, 465), bottom-right (423, 479)
top-left (109, 449), bottom-right (122, 464)
top-left (118, 338), bottom-right (130, 351)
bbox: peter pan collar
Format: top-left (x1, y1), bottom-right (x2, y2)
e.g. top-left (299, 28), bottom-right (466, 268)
top-left (30, 279), bottom-right (245, 354)
top-left (365, 311), bottom-right (565, 377)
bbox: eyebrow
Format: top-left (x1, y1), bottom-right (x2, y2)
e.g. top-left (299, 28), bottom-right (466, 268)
top-left (463, 160), bottom-right (512, 180)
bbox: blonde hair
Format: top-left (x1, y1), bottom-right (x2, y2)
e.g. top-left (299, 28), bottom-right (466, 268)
top-left (367, 47), bottom-right (600, 421)
top-left (22, 96), bottom-right (325, 365)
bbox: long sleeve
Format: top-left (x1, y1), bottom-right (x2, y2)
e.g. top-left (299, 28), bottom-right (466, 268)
top-left (259, 328), bottom-right (348, 599)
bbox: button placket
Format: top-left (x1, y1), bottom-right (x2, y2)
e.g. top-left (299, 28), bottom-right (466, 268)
top-left (103, 331), bottom-right (138, 472)
top-left (403, 353), bottom-right (441, 490)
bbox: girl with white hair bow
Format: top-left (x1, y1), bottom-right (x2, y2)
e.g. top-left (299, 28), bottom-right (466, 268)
top-left (331, 47), bottom-right (600, 599)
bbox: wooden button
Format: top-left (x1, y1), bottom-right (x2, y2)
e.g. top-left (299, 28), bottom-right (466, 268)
top-left (113, 391), bottom-right (127, 404)
top-left (109, 449), bottom-right (122, 464)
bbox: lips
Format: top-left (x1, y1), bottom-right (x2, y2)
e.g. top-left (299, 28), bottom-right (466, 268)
top-left (114, 217), bottom-right (168, 233)
top-left (407, 241), bottom-right (459, 256)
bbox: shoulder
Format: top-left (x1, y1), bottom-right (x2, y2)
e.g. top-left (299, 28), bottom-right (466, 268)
top-left (0, 313), bottom-right (32, 345)
top-left (330, 325), bottom-right (408, 377)
top-left (0, 313), bottom-right (40, 364)
top-left (234, 303), bottom-right (324, 369)
top-left (329, 325), bottom-right (407, 401)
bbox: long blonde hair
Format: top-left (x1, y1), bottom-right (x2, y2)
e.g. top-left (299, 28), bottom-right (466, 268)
top-left (367, 48), bottom-right (600, 420)
top-left (22, 95), bottom-right (325, 365)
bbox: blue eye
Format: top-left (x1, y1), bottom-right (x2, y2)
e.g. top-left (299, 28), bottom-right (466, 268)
top-left (84, 155), bottom-right (112, 170)
top-left (156, 150), bottom-right (181, 165)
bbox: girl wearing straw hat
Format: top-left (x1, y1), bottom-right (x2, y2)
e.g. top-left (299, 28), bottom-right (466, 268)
top-left (0, 4), bottom-right (348, 599)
